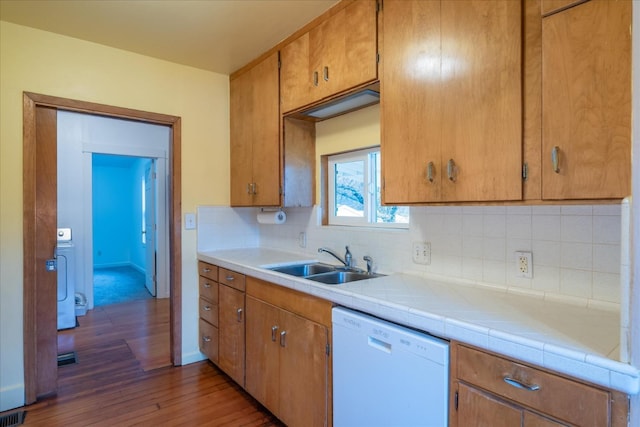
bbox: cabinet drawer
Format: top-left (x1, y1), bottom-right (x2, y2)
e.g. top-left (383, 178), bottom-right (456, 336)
top-left (456, 345), bottom-right (609, 426)
top-left (198, 261), bottom-right (218, 281)
top-left (199, 318), bottom-right (218, 362)
top-left (219, 268), bottom-right (246, 291)
top-left (199, 276), bottom-right (218, 303)
top-left (199, 297), bottom-right (218, 326)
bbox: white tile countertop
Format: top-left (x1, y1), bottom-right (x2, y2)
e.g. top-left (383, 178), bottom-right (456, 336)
top-left (198, 248), bottom-right (640, 395)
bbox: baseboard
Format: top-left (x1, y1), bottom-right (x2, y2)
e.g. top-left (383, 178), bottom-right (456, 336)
top-left (181, 351), bottom-right (207, 366)
top-left (0, 383), bottom-right (25, 413)
top-left (93, 262), bottom-right (130, 269)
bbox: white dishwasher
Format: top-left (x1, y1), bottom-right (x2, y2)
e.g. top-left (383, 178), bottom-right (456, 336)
top-left (332, 307), bottom-right (449, 427)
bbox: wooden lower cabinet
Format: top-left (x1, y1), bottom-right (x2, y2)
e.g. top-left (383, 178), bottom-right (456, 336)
top-left (245, 277), bottom-right (332, 427)
top-left (450, 342), bottom-right (629, 427)
top-left (218, 283), bottom-right (245, 386)
top-left (198, 262), bottom-right (219, 363)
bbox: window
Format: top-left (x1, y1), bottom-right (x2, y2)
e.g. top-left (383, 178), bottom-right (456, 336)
top-left (328, 147), bottom-right (409, 227)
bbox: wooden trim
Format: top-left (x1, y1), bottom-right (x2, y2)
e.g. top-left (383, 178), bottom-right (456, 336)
top-left (22, 94), bottom-right (37, 404)
top-left (22, 92), bottom-right (183, 402)
top-left (230, 0), bottom-right (356, 80)
top-left (23, 92), bottom-right (180, 125)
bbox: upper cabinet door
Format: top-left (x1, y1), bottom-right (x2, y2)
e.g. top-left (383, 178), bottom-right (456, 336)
top-left (440, 0), bottom-right (522, 202)
top-left (542, 0), bottom-right (631, 200)
top-left (281, 0), bottom-right (378, 114)
top-left (381, 0), bottom-right (522, 204)
top-left (381, 0), bottom-right (442, 204)
top-left (230, 52), bottom-right (281, 207)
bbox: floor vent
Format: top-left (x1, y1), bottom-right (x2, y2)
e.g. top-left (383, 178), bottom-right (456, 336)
top-left (0, 410), bottom-right (26, 427)
top-left (57, 351), bottom-right (78, 366)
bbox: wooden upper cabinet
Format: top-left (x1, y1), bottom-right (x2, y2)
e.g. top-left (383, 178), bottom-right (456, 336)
top-left (380, 0), bottom-right (442, 204)
top-left (230, 52), bottom-right (281, 206)
top-left (281, 0), bottom-right (378, 114)
top-left (381, 0), bottom-right (522, 204)
top-left (541, 0), bottom-right (631, 200)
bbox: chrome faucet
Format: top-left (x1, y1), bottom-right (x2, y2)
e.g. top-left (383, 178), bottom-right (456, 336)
top-left (318, 246), bottom-right (352, 268)
top-left (363, 255), bottom-right (373, 274)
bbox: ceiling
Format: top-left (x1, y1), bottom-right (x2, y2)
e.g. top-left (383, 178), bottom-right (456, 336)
top-left (0, 0), bottom-right (338, 75)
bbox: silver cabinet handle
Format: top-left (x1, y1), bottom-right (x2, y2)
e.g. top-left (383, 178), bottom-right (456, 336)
top-left (447, 159), bottom-right (457, 182)
top-left (203, 282), bottom-right (211, 289)
top-left (225, 275), bottom-right (235, 281)
top-left (203, 305), bottom-right (211, 311)
top-left (503, 377), bottom-right (540, 392)
top-left (236, 308), bottom-right (243, 322)
top-left (313, 71), bottom-right (319, 87)
top-left (202, 335), bottom-right (211, 343)
top-left (247, 183), bottom-right (252, 194)
top-left (323, 66), bottom-right (329, 82)
top-left (426, 162), bottom-right (435, 183)
top-left (202, 267), bottom-right (211, 273)
top-left (280, 330), bottom-right (287, 347)
top-left (551, 146), bottom-right (560, 173)
top-left (252, 183), bottom-right (257, 195)
top-left (271, 325), bottom-right (279, 342)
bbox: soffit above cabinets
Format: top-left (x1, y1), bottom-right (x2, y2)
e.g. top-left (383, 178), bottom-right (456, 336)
top-left (0, 0), bottom-right (338, 75)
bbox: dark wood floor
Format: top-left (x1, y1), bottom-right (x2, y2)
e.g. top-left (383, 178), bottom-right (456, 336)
top-left (9, 299), bottom-right (282, 426)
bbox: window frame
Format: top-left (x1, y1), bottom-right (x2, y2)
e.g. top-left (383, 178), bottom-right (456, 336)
top-left (326, 147), bottom-right (409, 229)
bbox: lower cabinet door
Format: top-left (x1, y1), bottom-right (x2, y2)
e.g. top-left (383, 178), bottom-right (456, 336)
top-left (218, 284), bottom-right (245, 386)
top-left (245, 296), bottom-right (281, 413)
top-left (278, 310), bottom-right (328, 427)
top-left (457, 383), bottom-right (522, 427)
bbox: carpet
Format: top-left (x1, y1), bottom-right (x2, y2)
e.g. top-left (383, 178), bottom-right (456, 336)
top-left (93, 266), bottom-right (153, 307)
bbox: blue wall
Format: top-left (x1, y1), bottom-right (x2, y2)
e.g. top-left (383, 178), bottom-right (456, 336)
top-left (92, 155), bottom-right (150, 270)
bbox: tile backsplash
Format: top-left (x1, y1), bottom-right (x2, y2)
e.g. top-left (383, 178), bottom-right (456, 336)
top-left (198, 203), bottom-right (623, 310)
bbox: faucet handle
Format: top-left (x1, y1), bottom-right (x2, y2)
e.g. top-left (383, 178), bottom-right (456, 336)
top-left (344, 246), bottom-right (352, 267)
top-left (363, 255), bottom-right (373, 274)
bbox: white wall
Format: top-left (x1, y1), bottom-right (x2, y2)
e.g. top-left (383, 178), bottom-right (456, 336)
top-left (57, 111), bottom-right (170, 309)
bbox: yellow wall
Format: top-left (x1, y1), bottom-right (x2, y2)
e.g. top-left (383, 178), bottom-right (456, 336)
top-left (0, 21), bottom-right (229, 409)
top-left (315, 104), bottom-right (380, 202)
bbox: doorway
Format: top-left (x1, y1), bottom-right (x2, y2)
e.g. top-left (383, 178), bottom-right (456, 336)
top-left (91, 154), bottom-right (161, 307)
top-left (23, 92), bottom-right (183, 403)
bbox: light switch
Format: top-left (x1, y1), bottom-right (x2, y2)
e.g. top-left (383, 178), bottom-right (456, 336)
top-left (185, 213), bottom-right (196, 230)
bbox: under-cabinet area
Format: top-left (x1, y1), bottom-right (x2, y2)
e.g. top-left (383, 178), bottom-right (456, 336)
top-left (198, 250), bottom-right (636, 427)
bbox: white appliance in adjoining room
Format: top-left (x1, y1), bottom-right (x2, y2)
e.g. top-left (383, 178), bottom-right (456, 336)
top-left (56, 228), bottom-right (76, 330)
top-left (332, 307), bottom-right (450, 427)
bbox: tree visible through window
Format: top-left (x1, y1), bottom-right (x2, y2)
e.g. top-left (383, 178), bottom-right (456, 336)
top-left (328, 148), bottom-right (409, 227)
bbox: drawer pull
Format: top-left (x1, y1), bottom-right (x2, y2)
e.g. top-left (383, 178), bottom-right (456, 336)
top-left (203, 282), bottom-right (211, 289)
top-left (280, 330), bottom-right (287, 347)
top-left (202, 267), bottom-right (211, 273)
top-left (203, 305), bottom-right (211, 311)
top-left (503, 376), bottom-right (540, 392)
top-left (271, 325), bottom-right (279, 342)
top-left (236, 308), bottom-right (243, 322)
top-left (202, 335), bottom-right (211, 343)
top-left (225, 275), bottom-right (235, 281)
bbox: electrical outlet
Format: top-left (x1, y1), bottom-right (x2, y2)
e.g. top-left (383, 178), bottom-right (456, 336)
top-left (515, 251), bottom-right (533, 278)
top-left (298, 232), bottom-right (307, 248)
top-left (412, 242), bottom-right (431, 265)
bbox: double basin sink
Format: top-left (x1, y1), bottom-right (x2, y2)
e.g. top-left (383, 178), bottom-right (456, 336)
top-left (268, 262), bottom-right (385, 285)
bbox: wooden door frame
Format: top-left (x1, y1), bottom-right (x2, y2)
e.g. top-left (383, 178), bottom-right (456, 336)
top-left (23, 92), bottom-right (182, 404)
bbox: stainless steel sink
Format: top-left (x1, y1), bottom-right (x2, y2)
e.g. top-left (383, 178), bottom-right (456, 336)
top-left (306, 271), bottom-right (385, 285)
top-left (269, 262), bottom-right (336, 277)
top-left (267, 262), bottom-right (385, 284)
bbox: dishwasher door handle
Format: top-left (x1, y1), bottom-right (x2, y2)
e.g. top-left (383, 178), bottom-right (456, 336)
top-left (368, 336), bottom-right (392, 353)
